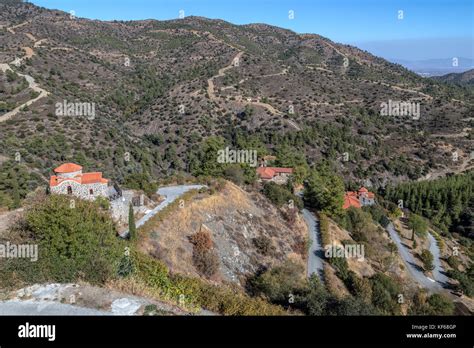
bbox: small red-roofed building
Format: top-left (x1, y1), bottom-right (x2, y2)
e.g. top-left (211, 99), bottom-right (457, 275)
top-left (49, 163), bottom-right (109, 200)
top-left (256, 166), bottom-right (293, 185)
top-left (343, 187), bottom-right (375, 209)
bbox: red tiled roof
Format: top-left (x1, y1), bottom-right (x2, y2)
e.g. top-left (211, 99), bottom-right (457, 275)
top-left (50, 168), bottom-right (108, 187)
top-left (272, 167), bottom-right (293, 174)
top-left (343, 194), bottom-right (362, 209)
top-left (257, 167), bottom-right (293, 179)
top-left (81, 172), bottom-right (108, 184)
top-left (257, 167), bottom-right (276, 179)
top-left (342, 187), bottom-right (375, 209)
top-left (54, 163), bottom-right (82, 173)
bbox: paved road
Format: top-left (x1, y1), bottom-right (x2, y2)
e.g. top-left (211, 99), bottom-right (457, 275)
top-left (385, 223), bottom-right (443, 292)
top-left (301, 208), bottom-right (325, 280)
top-left (120, 184), bottom-right (205, 237)
top-left (0, 301), bottom-right (109, 315)
top-left (428, 232), bottom-right (450, 286)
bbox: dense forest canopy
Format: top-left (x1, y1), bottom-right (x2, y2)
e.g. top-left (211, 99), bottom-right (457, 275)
top-left (384, 171), bottom-right (473, 236)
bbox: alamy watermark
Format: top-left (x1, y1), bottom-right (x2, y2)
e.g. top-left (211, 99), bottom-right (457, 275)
top-left (380, 100), bottom-right (420, 120)
top-left (0, 242), bottom-right (38, 262)
top-left (55, 100), bottom-right (96, 120)
top-left (217, 147), bottom-right (257, 167)
top-left (325, 244), bottom-right (365, 262)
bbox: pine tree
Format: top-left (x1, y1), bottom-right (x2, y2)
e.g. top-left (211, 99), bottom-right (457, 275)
top-left (128, 203), bottom-right (136, 240)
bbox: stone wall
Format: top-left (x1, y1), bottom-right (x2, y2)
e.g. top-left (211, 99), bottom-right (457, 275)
top-left (50, 180), bottom-right (108, 201)
top-left (270, 173), bottom-right (290, 185)
top-left (360, 196), bottom-right (375, 206)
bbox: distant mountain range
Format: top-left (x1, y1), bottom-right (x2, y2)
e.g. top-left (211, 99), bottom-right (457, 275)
top-left (431, 69), bottom-right (474, 86)
top-left (389, 57), bottom-right (474, 77)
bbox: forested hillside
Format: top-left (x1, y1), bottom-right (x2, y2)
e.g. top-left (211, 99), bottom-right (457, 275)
top-left (384, 171), bottom-right (473, 236)
top-left (0, 1), bottom-right (473, 212)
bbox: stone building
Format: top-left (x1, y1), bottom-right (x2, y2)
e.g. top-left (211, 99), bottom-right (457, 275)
top-left (256, 166), bottom-right (293, 185)
top-left (343, 187), bottom-right (375, 209)
top-left (49, 163), bottom-right (109, 201)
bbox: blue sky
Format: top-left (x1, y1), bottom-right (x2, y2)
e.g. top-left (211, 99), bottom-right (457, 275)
top-left (31, 0), bottom-right (473, 60)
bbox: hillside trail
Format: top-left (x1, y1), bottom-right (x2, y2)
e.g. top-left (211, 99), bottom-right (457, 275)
top-left (34, 38), bottom-right (48, 48)
top-left (388, 83), bottom-right (433, 100)
top-left (206, 45), bottom-right (301, 130)
top-left (306, 65), bottom-right (334, 74)
top-left (319, 38), bottom-right (372, 67)
top-left (313, 38), bottom-right (436, 101)
top-left (352, 79), bottom-right (434, 101)
top-left (207, 51), bottom-right (244, 100)
top-left (0, 23), bottom-right (50, 123)
top-left (310, 99), bottom-right (362, 107)
top-left (236, 67), bottom-right (289, 85)
top-left (417, 154), bottom-right (473, 181)
top-left (24, 32), bottom-right (36, 41)
top-left (6, 21), bottom-right (29, 34)
top-left (430, 127), bottom-right (471, 139)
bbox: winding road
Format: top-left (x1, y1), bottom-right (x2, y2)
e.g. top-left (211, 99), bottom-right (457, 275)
top-left (385, 223), bottom-right (447, 292)
top-left (0, 301), bottom-right (110, 316)
top-left (120, 184), bottom-right (205, 238)
top-left (428, 232), bottom-right (450, 286)
top-left (301, 208), bottom-right (325, 280)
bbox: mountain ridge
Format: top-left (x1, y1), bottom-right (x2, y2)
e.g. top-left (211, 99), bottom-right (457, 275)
top-left (0, 1), bottom-right (472, 192)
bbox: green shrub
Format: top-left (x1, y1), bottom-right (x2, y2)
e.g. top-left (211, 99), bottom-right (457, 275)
top-left (410, 292), bottom-right (455, 315)
top-left (363, 205), bottom-right (390, 227)
top-left (426, 294), bottom-right (455, 315)
top-left (447, 266), bottom-right (474, 297)
top-left (0, 194), bottom-right (123, 287)
top-left (252, 235), bottom-right (275, 256)
top-left (133, 251), bottom-right (285, 315)
top-left (246, 260), bottom-right (307, 305)
top-left (326, 248), bottom-right (350, 281)
top-left (319, 213), bottom-right (330, 247)
top-left (263, 182), bottom-right (302, 208)
top-left (420, 249), bottom-right (435, 271)
top-left (446, 255), bottom-right (460, 270)
top-left (303, 168), bottom-right (345, 218)
top-left (369, 273), bottom-right (402, 315)
top-left (124, 172), bottom-right (158, 196)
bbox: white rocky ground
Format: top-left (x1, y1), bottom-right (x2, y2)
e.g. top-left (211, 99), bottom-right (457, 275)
top-left (0, 283), bottom-right (215, 316)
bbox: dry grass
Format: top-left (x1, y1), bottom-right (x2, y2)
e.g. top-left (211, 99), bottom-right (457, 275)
top-left (323, 264), bottom-right (350, 299)
top-left (138, 181), bottom-right (307, 285)
top-left (138, 183), bottom-right (253, 277)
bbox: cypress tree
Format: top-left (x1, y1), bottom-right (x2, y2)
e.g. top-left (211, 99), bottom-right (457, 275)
top-left (128, 203), bottom-right (136, 240)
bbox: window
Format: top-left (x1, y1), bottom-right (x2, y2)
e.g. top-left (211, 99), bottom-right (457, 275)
top-left (89, 189), bottom-right (94, 195)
